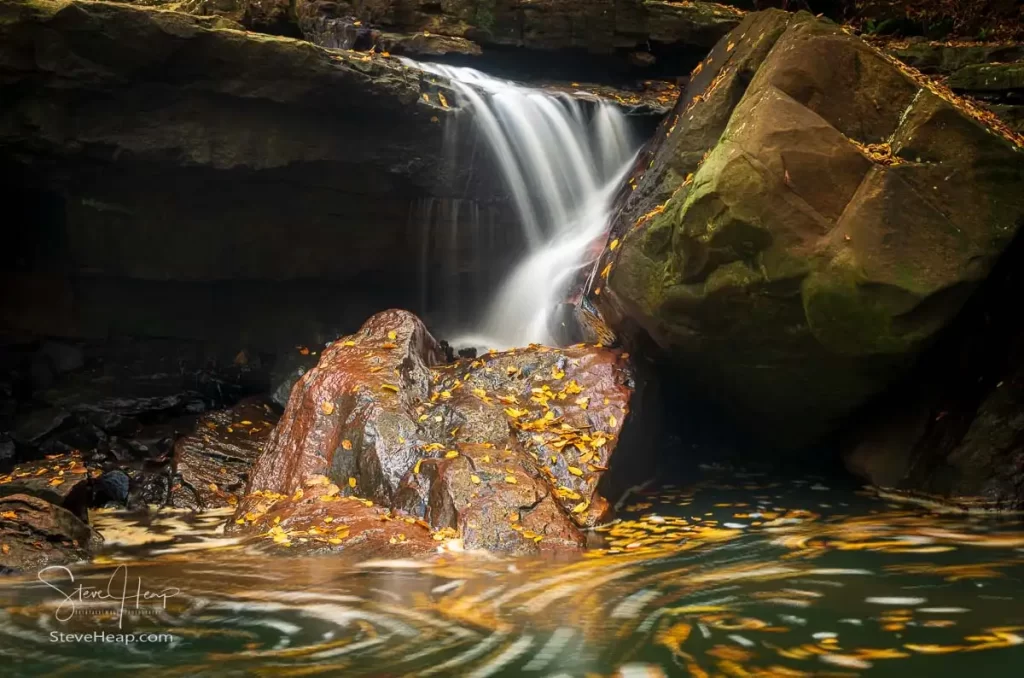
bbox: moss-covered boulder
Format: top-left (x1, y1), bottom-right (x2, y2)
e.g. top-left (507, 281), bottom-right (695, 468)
top-left (598, 10), bottom-right (1024, 447)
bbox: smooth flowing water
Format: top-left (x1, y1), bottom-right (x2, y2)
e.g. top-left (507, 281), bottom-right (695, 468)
top-left (3, 467), bottom-right (1023, 676)
top-left (410, 63), bottom-right (638, 349)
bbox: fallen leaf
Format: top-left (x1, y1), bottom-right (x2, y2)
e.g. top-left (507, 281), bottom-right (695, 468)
top-left (470, 475), bottom-right (481, 484)
top-left (342, 439), bottom-right (353, 450)
top-left (348, 477), bottom-right (357, 488)
top-left (321, 401), bottom-right (335, 415)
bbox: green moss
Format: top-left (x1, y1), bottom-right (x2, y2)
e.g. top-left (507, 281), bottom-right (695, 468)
top-left (802, 267), bottom-right (918, 356)
top-left (473, 0), bottom-right (496, 33)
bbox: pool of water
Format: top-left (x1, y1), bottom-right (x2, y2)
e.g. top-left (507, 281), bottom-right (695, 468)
top-left (2, 468), bottom-right (1023, 677)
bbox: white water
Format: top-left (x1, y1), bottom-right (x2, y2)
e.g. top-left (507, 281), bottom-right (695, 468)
top-left (411, 62), bottom-right (638, 350)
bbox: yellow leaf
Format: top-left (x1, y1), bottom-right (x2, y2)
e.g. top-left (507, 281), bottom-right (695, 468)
top-left (321, 401), bottom-right (335, 415)
top-left (49, 478), bottom-right (64, 487)
top-left (470, 475), bottom-right (481, 484)
top-left (504, 407), bottom-right (528, 418)
top-left (572, 500), bottom-right (589, 514)
top-left (609, 415), bottom-right (618, 428)
top-left (0, 511), bottom-right (15, 520)
top-left (414, 458), bottom-right (423, 474)
top-left (575, 396), bottom-right (589, 409)
top-left (348, 477), bottom-right (357, 488)
top-left (342, 340), bottom-right (356, 346)
top-left (609, 238), bottom-right (619, 251)
top-left (382, 384), bottom-right (399, 393)
top-left (445, 450), bottom-right (459, 459)
top-left (387, 330), bottom-right (397, 340)
top-left (208, 483), bottom-right (218, 492)
top-left (291, 488), bottom-right (304, 501)
top-left (342, 439), bottom-right (353, 450)
top-left (568, 466), bottom-right (584, 476)
top-left (1, 544), bottom-right (8, 555)
top-left (328, 538), bottom-right (343, 545)
top-left (438, 92), bottom-right (449, 108)
top-left (552, 366), bottom-right (565, 380)
top-left (504, 475), bottom-right (517, 484)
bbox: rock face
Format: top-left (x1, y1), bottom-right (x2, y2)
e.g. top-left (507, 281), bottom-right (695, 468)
top-left (296, 0), bottom-right (744, 64)
top-left (598, 10), bottom-right (1024, 448)
top-left (880, 39), bottom-right (1024, 136)
top-left (0, 0), bottom-right (521, 348)
top-left (234, 309), bottom-right (632, 554)
top-left (844, 234), bottom-right (1024, 509)
top-left (0, 493), bottom-right (101, 571)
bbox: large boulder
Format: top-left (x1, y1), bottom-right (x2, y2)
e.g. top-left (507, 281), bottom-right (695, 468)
top-left (597, 10), bottom-right (1024, 447)
top-left (234, 309), bottom-right (632, 554)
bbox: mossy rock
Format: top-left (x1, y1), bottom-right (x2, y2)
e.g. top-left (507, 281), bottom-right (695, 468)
top-left (605, 10), bottom-right (1024, 447)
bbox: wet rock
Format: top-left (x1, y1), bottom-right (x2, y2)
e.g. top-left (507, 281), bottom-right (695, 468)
top-left (238, 310), bottom-right (445, 511)
top-left (92, 469), bottom-right (132, 508)
top-left (237, 484), bottom-right (436, 558)
top-left (393, 442), bottom-right (586, 554)
top-left (0, 453), bottom-right (93, 520)
top-left (235, 310), bottom-right (632, 554)
top-left (600, 10), bottom-right (1024, 448)
top-left (172, 398), bottom-right (279, 509)
top-left (0, 494), bottom-right (101, 572)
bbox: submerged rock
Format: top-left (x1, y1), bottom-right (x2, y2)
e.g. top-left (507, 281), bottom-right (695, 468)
top-left (0, 493), bottom-right (101, 572)
top-left (599, 10), bottom-right (1024, 448)
top-left (234, 310), bottom-right (632, 554)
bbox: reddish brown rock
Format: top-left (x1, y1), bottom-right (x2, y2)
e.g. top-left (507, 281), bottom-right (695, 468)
top-left (172, 398), bottom-right (279, 510)
top-left (0, 493), bottom-right (101, 571)
top-left (0, 453), bottom-right (92, 520)
top-left (240, 309), bottom-right (445, 508)
top-left (235, 310), bottom-right (633, 555)
top-left (234, 480), bottom-right (436, 558)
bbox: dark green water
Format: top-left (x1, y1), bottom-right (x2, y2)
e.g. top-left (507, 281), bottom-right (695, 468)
top-left (2, 469), bottom-right (1023, 677)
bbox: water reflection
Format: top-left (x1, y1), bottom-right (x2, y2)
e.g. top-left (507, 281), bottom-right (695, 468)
top-left (2, 470), bottom-right (1023, 676)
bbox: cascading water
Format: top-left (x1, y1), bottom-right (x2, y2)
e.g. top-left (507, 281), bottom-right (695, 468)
top-left (411, 62), bottom-right (639, 350)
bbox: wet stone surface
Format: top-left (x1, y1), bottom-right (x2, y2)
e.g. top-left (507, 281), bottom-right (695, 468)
top-left (234, 310), bottom-right (633, 556)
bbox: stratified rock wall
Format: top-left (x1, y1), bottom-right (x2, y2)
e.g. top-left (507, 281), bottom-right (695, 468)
top-left (0, 0), bottom-right (520, 347)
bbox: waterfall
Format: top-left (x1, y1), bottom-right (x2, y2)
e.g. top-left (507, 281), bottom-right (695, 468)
top-left (410, 62), bottom-right (638, 350)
